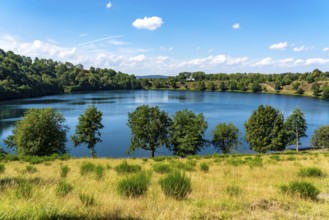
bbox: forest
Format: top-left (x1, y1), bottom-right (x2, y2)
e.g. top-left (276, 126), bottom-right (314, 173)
top-left (1, 49), bottom-right (329, 100)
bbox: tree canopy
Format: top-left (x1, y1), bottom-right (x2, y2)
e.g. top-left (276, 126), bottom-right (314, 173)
top-left (212, 123), bottom-right (240, 154)
top-left (311, 125), bottom-right (329, 150)
top-left (168, 109), bottom-right (208, 157)
top-left (4, 108), bottom-right (68, 156)
top-left (285, 108), bottom-right (307, 152)
top-left (244, 105), bottom-right (286, 153)
top-left (72, 105), bottom-right (104, 158)
top-left (127, 105), bottom-right (171, 157)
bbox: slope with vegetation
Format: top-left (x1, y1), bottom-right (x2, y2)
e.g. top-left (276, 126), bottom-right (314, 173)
top-left (0, 152), bottom-right (329, 219)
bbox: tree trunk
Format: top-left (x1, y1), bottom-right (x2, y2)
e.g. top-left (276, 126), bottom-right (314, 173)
top-left (296, 129), bottom-right (299, 153)
top-left (90, 146), bottom-right (96, 158)
top-left (151, 150), bottom-right (155, 158)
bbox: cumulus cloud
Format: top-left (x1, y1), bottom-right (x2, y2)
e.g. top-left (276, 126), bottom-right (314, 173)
top-left (252, 57), bottom-right (274, 67)
top-left (232, 23), bottom-right (240, 29)
top-left (106, 2), bottom-right (112, 9)
top-left (132, 16), bottom-right (163, 30)
top-left (293, 45), bottom-right (313, 52)
top-left (323, 47), bottom-right (329, 52)
top-left (269, 42), bottom-right (288, 50)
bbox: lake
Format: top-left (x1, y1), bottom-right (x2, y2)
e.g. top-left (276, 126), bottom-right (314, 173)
top-left (1, 90), bottom-right (329, 157)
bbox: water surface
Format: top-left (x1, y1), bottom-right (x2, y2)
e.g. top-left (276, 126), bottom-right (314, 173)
top-left (1, 90), bottom-right (328, 157)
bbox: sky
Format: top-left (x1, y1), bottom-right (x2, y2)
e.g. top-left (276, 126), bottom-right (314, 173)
top-left (0, 0), bottom-right (329, 76)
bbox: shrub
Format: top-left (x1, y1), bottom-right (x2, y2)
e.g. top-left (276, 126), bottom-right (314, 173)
top-left (153, 163), bottom-right (171, 174)
top-left (200, 163), bottom-right (209, 172)
top-left (60, 165), bottom-right (70, 178)
top-left (117, 171), bottom-right (151, 198)
top-left (280, 181), bottom-right (320, 200)
top-left (56, 180), bottom-right (73, 197)
top-left (95, 165), bottom-right (105, 180)
top-left (159, 171), bottom-right (192, 200)
top-left (0, 164), bottom-right (5, 174)
top-left (80, 162), bottom-right (96, 176)
top-left (79, 193), bottom-right (95, 207)
top-left (226, 185), bottom-right (241, 197)
top-left (298, 167), bottom-right (325, 178)
top-left (114, 161), bottom-right (141, 174)
top-left (25, 165), bottom-right (37, 173)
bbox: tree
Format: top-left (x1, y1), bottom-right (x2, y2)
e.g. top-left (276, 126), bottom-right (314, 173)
top-left (127, 105), bottom-right (171, 158)
top-left (168, 109), bottom-right (208, 157)
top-left (311, 82), bottom-right (320, 97)
top-left (285, 108), bottom-right (307, 152)
top-left (244, 105), bottom-right (286, 153)
top-left (311, 125), bottom-right (329, 150)
top-left (212, 123), bottom-right (240, 154)
top-left (322, 87), bottom-right (329, 99)
top-left (4, 108), bottom-right (68, 156)
top-left (72, 105), bottom-right (103, 158)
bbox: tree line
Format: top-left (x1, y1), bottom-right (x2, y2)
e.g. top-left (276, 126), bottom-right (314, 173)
top-left (2, 105), bottom-right (329, 158)
top-left (0, 49), bottom-right (141, 100)
top-left (1, 49), bottom-right (329, 101)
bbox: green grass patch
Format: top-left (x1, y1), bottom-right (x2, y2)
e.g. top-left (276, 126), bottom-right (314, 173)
top-left (79, 193), bottom-right (95, 207)
top-left (56, 180), bottom-right (73, 197)
top-left (159, 171), bottom-right (192, 200)
top-left (95, 165), bottom-right (105, 180)
top-left (117, 171), bottom-right (151, 198)
top-left (280, 181), bottom-right (320, 200)
top-left (0, 163), bottom-right (5, 174)
top-left (80, 162), bottom-right (96, 176)
top-left (226, 185), bottom-right (242, 197)
top-left (298, 167), bottom-right (325, 178)
top-left (60, 164), bottom-right (70, 178)
top-left (25, 165), bottom-right (37, 173)
top-left (153, 163), bottom-right (171, 174)
top-left (114, 161), bottom-right (142, 174)
top-left (200, 162), bottom-right (209, 172)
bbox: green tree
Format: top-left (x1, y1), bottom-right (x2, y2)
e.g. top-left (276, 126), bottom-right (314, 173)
top-left (244, 105), bottom-right (286, 153)
top-left (285, 108), bottom-right (307, 152)
top-left (212, 123), bottom-right (240, 154)
top-left (72, 105), bottom-right (104, 158)
top-left (311, 82), bottom-right (320, 97)
top-left (168, 109), bottom-right (208, 157)
top-left (208, 82), bottom-right (216, 91)
top-left (4, 108), bottom-right (68, 156)
top-left (311, 125), bottom-right (329, 150)
top-left (322, 87), bottom-right (329, 99)
top-left (220, 81), bottom-right (228, 91)
top-left (127, 105), bottom-right (171, 158)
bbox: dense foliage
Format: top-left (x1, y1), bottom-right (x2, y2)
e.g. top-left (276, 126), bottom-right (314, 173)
top-left (127, 105), bottom-right (171, 157)
top-left (0, 49), bottom-right (141, 100)
top-left (285, 108), bottom-right (308, 152)
top-left (311, 125), bottom-right (329, 149)
top-left (72, 105), bottom-right (104, 158)
top-left (4, 108), bottom-right (68, 156)
top-left (245, 105), bottom-right (286, 153)
top-left (212, 123), bottom-right (240, 154)
top-left (168, 109), bottom-right (208, 157)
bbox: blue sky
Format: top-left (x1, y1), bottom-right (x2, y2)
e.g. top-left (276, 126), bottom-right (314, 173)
top-left (0, 0), bottom-right (329, 75)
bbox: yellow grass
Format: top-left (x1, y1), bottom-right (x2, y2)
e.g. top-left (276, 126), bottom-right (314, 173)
top-left (1, 152), bottom-right (329, 219)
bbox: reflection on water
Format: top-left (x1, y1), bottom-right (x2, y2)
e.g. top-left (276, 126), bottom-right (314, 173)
top-left (0, 90), bottom-right (329, 157)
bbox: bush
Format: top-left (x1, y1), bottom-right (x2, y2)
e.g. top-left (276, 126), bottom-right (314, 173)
top-left (153, 163), bottom-right (171, 174)
top-left (0, 164), bottom-right (5, 174)
top-left (80, 162), bottom-right (96, 176)
top-left (95, 165), bottom-right (105, 180)
top-left (79, 193), bottom-right (95, 207)
top-left (56, 180), bottom-right (73, 197)
top-left (280, 181), bottom-right (320, 200)
top-left (117, 171), bottom-right (151, 198)
top-left (159, 171), bottom-right (192, 200)
top-left (60, 165), bottom-right (70, 178)
top-left (200, 163), bottom-right (209, 172)
top-left (25, 165), bottom-right (37, 173)
top-left (298, 167), bottom-right (325, 178)
top-left (114, 161), bottom-right (141, 174)
top-left (226, 185), bottom-right (241, 197)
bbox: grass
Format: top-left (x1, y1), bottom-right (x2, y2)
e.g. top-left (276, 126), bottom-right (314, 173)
top-left (298, 167), bottom-right (325, 178)
top-left (117, 171), bottom-right (151, 198)
top-left (159, 171), bottom-right (192, 200)
top-left (0, 151), bottom-right (328, 219)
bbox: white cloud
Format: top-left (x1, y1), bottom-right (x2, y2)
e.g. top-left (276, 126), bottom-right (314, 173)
top-left (160, 46), bottom-right (173, 51)
top-left (293, 45), bottom-right (313, 52)
top-left (232, 23), bottom-right (240, 29)
top-left (269, 42), bottom-right (288, 50)
top-left (108, 39), bottom-right (128, 46)
top-left (77, 36), bottom-right (121, 46)
top-left (304, 58), bottom-right (329, 65)
top-left (132, 16), bottom-right (163, 30)
top-left (106, 2), bottom-right (112, 9)
top-left (129, 54), bottom-right (146, 62)
top-left (323, 47), bottom-right (329, 52)
top-left (252, 57), bottom-right (274, 67)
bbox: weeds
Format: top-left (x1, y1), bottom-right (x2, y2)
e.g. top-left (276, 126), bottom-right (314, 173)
top-left (60, 164), bottom-right (70, 178)
top-left (200, 162), bottom-right (209, 172)
top-left (56, 180), bottom-right (73, 197)
top-left (25, 165), bottom-right (37, 173)
top-left (280, 181), bottom-right (320, 200)
top-left (160, 171), bottom-right (192, 200)
top-left (117, 171), bottom-right (151, 198)
top-left (80, 162), bottom-right (96, 176)
top-left (298, 167), bottom-right (325, 178)
top-left (79, 193), bottom-right (95, 207)
top-left (153, 163), bottom-right (171, 174)
top-left (114, 161), bottom-right (141, 174)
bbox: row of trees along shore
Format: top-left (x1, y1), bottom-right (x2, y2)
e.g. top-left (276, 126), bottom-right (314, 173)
top-left (1, 49), bottom-right (329, 101)
top-left (3, 105), bottom-right (329, 158)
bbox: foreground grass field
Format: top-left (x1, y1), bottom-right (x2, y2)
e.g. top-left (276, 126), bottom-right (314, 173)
top-left (0, 151), bottom-right (329, 219)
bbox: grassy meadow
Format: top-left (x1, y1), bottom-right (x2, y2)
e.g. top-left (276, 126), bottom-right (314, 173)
top-left (0, 151), bottom-right (329, 219)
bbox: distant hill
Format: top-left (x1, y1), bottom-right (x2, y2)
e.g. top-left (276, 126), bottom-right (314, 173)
top-left (137, 75), bottom-right (169, 79)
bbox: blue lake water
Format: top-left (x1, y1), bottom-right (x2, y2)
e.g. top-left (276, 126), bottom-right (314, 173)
top-left (1, 90), bottom-right (329, 157)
